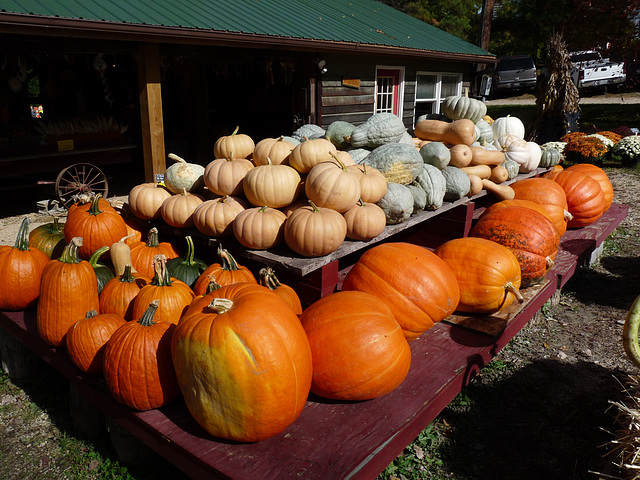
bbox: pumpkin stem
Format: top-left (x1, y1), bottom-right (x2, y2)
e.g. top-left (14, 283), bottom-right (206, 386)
top-left (89, 246), bottom-right (110, 269)
top-left (168, 153), bottom-right (186, 164)
top-left (181, 236), bottom-right (198, 266)
top-left (328, 151), bottom-right (347, 170)
top-left (231, 125), bottom-right (240, 136)
top-left (505, 282), bottom-right (525, 304)
top-left (146, 227), bottom-right (160, 248)
top-left (259, 267), bottom-right (282, 291)
top-left (208, 298), bottom-right (234, 314)
top-left (564, 209), bottom-right (574, 221)
top-left (14, 217), bottom-right (31, 251)
top-left (88, 194), bottom-right (105, 216)
top-left (85, 309), bottom-right (98, 319)
top-left (138, 299), bottom-right (160, 326)
top-left (151, 254), bottom-right (172, 286)
top-left (59, 237), bottom-right (84, 264)
top-left (546, 256), bottom-right (555, 268)
top-left (205, 274), bottom-right (222, 293)
top-left (307, 199), bottom-right (321, 213)
top-left (217, 245), bottom-right (242, 272)
top-left (120, 264), bottom-right (137, 283)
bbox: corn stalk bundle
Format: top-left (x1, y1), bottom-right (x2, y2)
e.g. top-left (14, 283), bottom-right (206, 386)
top-left (606, 375), bottom-right (640, 478)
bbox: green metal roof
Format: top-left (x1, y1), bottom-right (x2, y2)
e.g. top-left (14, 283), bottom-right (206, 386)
top-left (0, 0), bottom-right (494, 59)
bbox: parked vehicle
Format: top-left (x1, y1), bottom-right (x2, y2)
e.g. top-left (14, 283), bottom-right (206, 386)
top-left (569, 50), bottom-right (626, 91)
top-left (491, 55), bottom-right (537, 96)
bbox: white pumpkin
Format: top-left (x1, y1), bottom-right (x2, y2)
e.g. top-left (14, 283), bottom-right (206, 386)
top-left (520, 142), bottom-right (542, 173)
top-left (494, 135), bottom-right (530, 168)
top-left (492, 115), bottom-right (525, 139)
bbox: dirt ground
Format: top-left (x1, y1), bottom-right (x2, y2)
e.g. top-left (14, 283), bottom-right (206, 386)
top-left (1, 165), bottom-right (640, 479)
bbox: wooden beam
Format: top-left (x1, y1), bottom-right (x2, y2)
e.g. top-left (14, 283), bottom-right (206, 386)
top-left (137, 44), bottom-right (166, 182)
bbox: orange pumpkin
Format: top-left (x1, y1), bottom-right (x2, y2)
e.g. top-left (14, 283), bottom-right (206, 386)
top-left (66, 310), bottom-right (127, 374)
top-left (470, 206), bottom-right (560, 287)
top-left (129, 227), bottom-right (180, 280)
top-left (192, 246), bottom-right (257, 296)
top-left (0, 217), bottom-right (50, 311)
top-left (284, 200), bottom-right (347, 257)
top-left (300, 290), bottom-right (411, 400)
top-left (564, 163), bottom-right (613, 211)
top-left (258, 267), bottom-right (302, 314)
top-left (37, 237), bottom-right (100, 347)
top-left (342, 242), bottom-right (460, 341)
top-left (509, 178), bottom-right (571, 236)
top-left (99, 265), bottom-right (150, 320)
top-left (434, 237), bottom-right (524, 314)
top-left (103, 300), bottom-right (179, 411)
top-left (552, 169), bottom-right (605, 228)
top-left (171, 283), bottom-right (313, 442)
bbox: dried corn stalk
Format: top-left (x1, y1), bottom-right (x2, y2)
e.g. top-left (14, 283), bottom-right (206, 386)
top-left (606, 375), bottom-right (640, 478)
top-left (529, 32), bottom-right (580, 142)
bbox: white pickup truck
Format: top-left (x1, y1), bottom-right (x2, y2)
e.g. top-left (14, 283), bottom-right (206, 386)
top-left (569, 50), bottom-right (626, 90)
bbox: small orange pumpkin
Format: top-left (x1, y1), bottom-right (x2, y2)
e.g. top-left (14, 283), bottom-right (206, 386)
top-left (192, 245), bottom-right (257, 296)
top-left (258, 267), bottom-right (302, 314)
top-left (129, 227), bottom-right (180, 280)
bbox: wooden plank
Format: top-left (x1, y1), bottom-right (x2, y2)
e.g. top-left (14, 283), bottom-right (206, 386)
top-left (321, 94), bottom-right (375, 107)
top-left (137, 43), bottom-right (166, 182)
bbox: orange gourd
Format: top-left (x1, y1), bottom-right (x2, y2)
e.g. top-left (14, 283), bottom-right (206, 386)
top-left (470, 206), bottom-right (560, 287)
top-left (510, 177), bottom-right (572, 236)
top-left (552, 169), bottom-right (605, 228)
top-left (171, 283), bottom-right (313, 442)
top-left (0, 217), bottom-right (50, 311)
top-left (300, 290), bottom-right (411, 400)
top-left (564, 164), bottom-right (613, 211)
top-left (341, 242), bottom-right (460, 341)
top-left (434, 237), bottom-right (524, 314)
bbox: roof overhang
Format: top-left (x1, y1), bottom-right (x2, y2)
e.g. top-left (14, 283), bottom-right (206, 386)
top-left (0, 12), bottom-right (497, 64)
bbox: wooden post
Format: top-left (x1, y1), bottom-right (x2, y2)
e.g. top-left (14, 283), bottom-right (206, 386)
top-left (137, 44), bottom-right (166, 182)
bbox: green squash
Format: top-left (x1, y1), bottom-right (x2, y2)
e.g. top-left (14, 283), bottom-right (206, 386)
top-left (89, 246), bottom-right (115, 294)
top-left (442, 94), bottom-right (487, 123)
top-left (442, 166), bottom-right (471, 201)
top-left (502, 158), bottom-right (520, 180)
top-left (419, 141), bottom-right (451, 169)
top-left (474, 119), bottom-right (494, 145)
top-left (325, 121), bottom-right (355, 150)
top-left (538, 146), bottom-right (563, 168)
top-left (166, 236), bottom-right (208, 288)
top-left (292, 124), bottom-right (326, 142)
top-left (376, 183), bottom-right (414, 224)
top-left (346, 147), bottom-right (372, 164)
top-left (363, 143), bottom-right (423, 185)
top-left (349, 113), bottom-right (406, 148)
top-left (407, 184), bottom-right (427, 213)
top-left (164, 153), bottom-right (206, 194)
top-left (413, 164), bottom-right (446, 211)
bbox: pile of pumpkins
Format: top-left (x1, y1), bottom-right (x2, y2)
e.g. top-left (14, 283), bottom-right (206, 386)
top-left (0, 98), bottom-right (615, 445)
top-left (126, 95), bottom-right (565, 259)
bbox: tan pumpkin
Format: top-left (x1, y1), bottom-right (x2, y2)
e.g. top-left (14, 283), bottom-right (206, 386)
top-left (413, 119), bottom-right (476, 146)
top-left (333, 150), bottom-right (356, 166)
top-left (305, 157), bottom-right (361, 213)
top-left (284, 200), bottom-right (347, 257)
top-left (343, 200), bottom-right (387, 241)
top-left (213, 126), bottom-right (255, 160)
top-left (203, 154), bottom-right (254, 197)
top-left (160, 189), bottom-right (205, 229)
top-left (242, 159), bottom-right (302, 208)
top-left (232, 206), bottom-right (287, 249)
top-left (253, 136), bottom-right (296, 165)
top-left (127, 182), bottom-right (172, 220)
top-left (192, 196), bottom-right (247, 237)
top-left (288, 138), bottom-right (338, 174)
top-left (347, 164), bottom-right (388, 203)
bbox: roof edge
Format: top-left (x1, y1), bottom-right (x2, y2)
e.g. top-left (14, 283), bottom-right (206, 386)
top-left (0, 13), bottom-right (497, 63)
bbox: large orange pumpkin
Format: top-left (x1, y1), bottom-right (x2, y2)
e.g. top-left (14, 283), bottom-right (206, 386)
top-left (509, 177), bottom-right (571, 236)
top-left (341, 242), bottom-right (460, 341)
top-left (300, 290), bottom-right (411, 400)
top-left (470, 206), bottom-right (560, 287)
top-left (552, 169), bottom-right (605, 228)
top-left (37, 237), bottom-right (100, 347)
top-left (0, 217), bottom-right (50, 311)
top-left (564, 163), bottom-right (613, 211)
top-left (103, 300), bottom-right (179, 411)
top-left (64, 194), bottom-right (129, 260)
top-left (434, 237), bottom-right (524, 314)
top-left (171, 282), bottom-right (313, 442)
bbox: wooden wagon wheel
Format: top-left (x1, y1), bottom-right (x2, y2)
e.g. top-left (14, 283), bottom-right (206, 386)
top-left (55, 163), bottom-right (109, 208)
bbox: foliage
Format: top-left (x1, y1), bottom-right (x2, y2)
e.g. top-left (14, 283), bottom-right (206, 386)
top-left (611, 136), bottom-right (640, 166)
top-left (562, 135), bottom-right (609, 163)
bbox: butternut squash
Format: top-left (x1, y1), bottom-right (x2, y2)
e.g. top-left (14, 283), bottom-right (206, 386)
top-left (110, 234), bottom-right (138, 276)
top-left (449, 144), bottom-right (473, 168)
top-left (469, 146), bottom-right (506, 166)
top-left (460, 164), bottom-right (492, 179)
top-left (481, 179), bottom-right (515, 201)
top-left (467, 174), bottom-right (483, 197)
top-left (414, 119), bottom-right (476, 146)
top-left (489, 165), bottom-right (509, 184)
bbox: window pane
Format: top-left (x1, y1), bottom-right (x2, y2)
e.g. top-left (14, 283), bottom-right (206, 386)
top-left (441, 75), bottom-right (460, 97)
top-left (415, 101), bottom-right (436, 119)
top-left (377, 76), bottom-right (394, 113)
top-left (416, 74), bottom-right (437, 99)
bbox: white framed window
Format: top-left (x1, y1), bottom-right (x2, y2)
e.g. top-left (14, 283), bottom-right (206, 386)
top-left (375, 67), bottom-right (404, 117)
top-left (414, 72), bottom-right (462, 123)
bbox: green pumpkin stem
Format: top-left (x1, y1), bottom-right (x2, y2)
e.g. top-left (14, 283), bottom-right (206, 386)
top-left (85, 310), bottom-right (98, 319)
top-left (307, 199), bottom-right (321, 213)
top-left (88, 194), bottom-right (105, 216)
top-left (14, 217), bottom-right (31, 251)
top-left (146, 227), bottom-right (160, 248)
top-left (181, 236), bottom-right (197, 266)
top-left (120, 264), bottom-right (136, 283)
top-left (208, 298), bottom-right (233, 314)
top-left (205, 275), bottom-right (222, 293)
top-left (328, 151), bottom-right (347, 170)
top-left (151, 254), bottom-right (172, 286)
top-left (89, 246), bottom-right (110, 269)
top-left (217, 245), bottom-right (241, 272)
top-left (259, 267), bottom-right (281, 291)
top-left (59, 237), bottom-right (84, 264)
top-left (138, 299), bottom-right (160, 326)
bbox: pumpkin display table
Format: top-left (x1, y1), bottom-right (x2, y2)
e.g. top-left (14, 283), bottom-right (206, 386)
top-left (0, 202), bottom-right (628, 480)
